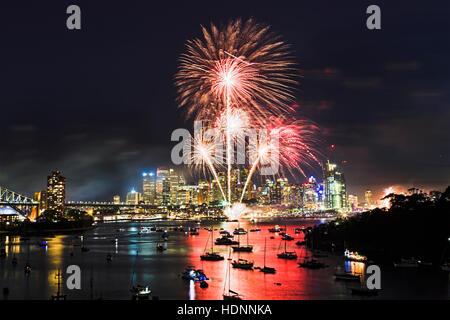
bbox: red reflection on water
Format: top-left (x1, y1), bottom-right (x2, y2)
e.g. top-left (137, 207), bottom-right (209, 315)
top-left (185, 221), bottom-right (321, 300)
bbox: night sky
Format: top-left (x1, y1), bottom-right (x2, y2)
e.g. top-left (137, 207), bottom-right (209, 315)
top-left (1, 1), bottom-right (449, 202)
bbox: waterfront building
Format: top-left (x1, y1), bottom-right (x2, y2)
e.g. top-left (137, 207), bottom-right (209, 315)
top-left (46, 171), bottom-right (66, 215)
top-left (113, 195), bottom-right (121, 204)
top-left (126, 189), bottom-right (141, 205)
top-left (142, 172), bottom-right (156, 204)
top-left (348, 194), bottom-right (358, 211)
top-left (323, 160), bottom-right (347, 212)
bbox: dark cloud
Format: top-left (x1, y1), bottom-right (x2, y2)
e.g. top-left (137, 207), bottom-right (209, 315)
top-left (0, 0), bottom-right (449, 202)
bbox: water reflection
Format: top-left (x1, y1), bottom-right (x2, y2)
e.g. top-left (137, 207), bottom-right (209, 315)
top-left (0, 219), bottom-right (449, 300)
top-left (345, 261), bottom-right (366, 276)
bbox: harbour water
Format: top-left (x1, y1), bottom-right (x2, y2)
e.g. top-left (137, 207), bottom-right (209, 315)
top-left (0, 219), bottom-right (449, 300)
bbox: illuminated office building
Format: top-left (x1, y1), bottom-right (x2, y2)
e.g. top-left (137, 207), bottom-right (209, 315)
top-left (169, 169), bottom-right (180, 205)
top-left (156, 167), bottom-right (170, 205)
top-left (348, 194), bottom-right (358, 211)
top-left (142, 172), bottom-right (156, 204)
top-left (46, 171), bottom-right (66, 215)
top-left (113, 195), bottom-right (121, 204)
top-left (302, 176), bottom-right (320, 211)
top-left (323, 160), bottom-right (347, 212)
top-left (198, 180), bottom-right (210, 205)
top-left (126, 189), bottom-right (141, 205)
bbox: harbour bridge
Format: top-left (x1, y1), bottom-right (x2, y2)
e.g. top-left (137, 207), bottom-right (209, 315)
top-left (0, 186), bottom-right (39, 219)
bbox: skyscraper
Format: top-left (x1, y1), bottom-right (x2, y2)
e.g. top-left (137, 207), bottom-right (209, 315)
top-left (302, 176), bottom-right (319, 211)
top-left (46, 170), bottom-right (66, 215)
top-left (269, 179), bottom-right (282, 204)
top-left (142, 172), bottom-right (156, 204)
top-left (169, 169), bottom-right (180, 205)
top-left (323, 160), bottom-right (347, 212)
top-left (156, 167), bottom-right (170, 205)
top-left (198, 180), bottom-right (210, 205)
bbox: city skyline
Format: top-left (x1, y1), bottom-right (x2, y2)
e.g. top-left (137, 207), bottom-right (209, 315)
top-left (1, 1), bottom-right (448, 204)
top-left (0, 1), bottom-right (449, 305)
top-left (26, 161), bottom-right (442, 214)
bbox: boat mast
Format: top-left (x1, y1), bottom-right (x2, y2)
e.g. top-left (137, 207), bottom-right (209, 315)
top-left (211, 227), bottom-right (214, 253)
top-left (264, 238), bottom-right (266, 268)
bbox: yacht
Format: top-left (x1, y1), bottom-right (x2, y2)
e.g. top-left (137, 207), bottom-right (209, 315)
top-left (277, 236), bottom-right (297, 260)
top-left (282, 234), bottom-right (294, 241)
top-left (215, 236), bottom-right (239, 245)
top-left (223, 261), bottom-right (242, 300)
top-left (233, 228), bottom-right (247, 235)
top-left (130, 285), bottom-right (151, 300)
top-left (268, 225), bottom-right (281, 233)
top-left (231, 232), bottom-right (253, 252)
top-left (200, 229), bottom-right (224, 261)
top-left (231, 258), bottom-right (254, 270)
top-left (260, 238), bottom-right (276, 274)
top-left (181, 266), bottom-right (208, 282)
top-left (201, 252), bottom-right (225, 261)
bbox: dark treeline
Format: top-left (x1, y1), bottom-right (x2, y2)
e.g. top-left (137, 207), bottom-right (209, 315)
top-left (306, 186), bottom-right (450, 265)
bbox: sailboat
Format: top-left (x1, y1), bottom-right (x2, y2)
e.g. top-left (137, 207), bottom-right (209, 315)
top-left (232, 226), bottom-right (253, 252)
top-left (277, 231), bottom-right (297, 260)
top-left (201, 227), bottom-right (224, 261)
top-left (223, 260), bottom-right (242, 300)
top-left (260, 238), bottom-right (276, 273)
top-left (130, 251), bottom-right (151, 300)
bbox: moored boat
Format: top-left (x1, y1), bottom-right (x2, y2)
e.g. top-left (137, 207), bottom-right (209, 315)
top-left (215, 236), bottom-right (239, 245)
top-left (201, 229), bottom-right (224, 261)
top-left (232, 258), bottom-right (254, 270)
top-left (181, 266), bottom-right (208, 281)
top-left (233, 228), bottom-right (247, 235)
top-left (282, 234), bottom-right (294, 241)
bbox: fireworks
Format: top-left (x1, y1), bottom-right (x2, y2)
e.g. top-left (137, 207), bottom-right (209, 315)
top-left (175, 18), bottom-right (298, 124)
top-left (175, 18), bottom-right (321, 218)
top-left (240, 117), bottom-right (320, 202)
